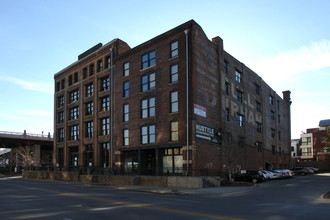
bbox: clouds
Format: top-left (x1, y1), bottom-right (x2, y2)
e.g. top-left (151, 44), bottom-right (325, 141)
top-left (22, 110), bottom-right (53, 116)
top-left (254, 39), bottom-right (330, 83)
top-left (0, 74), bottom-right (53, 94)
top-left (0, 112), bottom-right (28, 121)
top-left (291, 102), bottom-right (330, 138)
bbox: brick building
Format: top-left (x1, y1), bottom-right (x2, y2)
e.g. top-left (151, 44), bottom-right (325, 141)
top-left (299, 119), bottom-right (330, 162)
top-left (53, 20), bottom-right (292, 176)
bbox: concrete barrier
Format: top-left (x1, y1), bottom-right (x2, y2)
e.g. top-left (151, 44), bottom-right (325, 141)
top-left (22, 171), bottom-right (219, 188)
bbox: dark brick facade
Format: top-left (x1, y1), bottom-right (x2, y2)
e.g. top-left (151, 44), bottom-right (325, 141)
top-left (54, 20), bottom-right (291, 176)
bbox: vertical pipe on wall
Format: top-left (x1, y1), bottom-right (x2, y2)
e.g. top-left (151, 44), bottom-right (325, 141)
top-left (110, 47), bottom-right (114, 172)
top-left (184, 29), bottom-right (189, 176)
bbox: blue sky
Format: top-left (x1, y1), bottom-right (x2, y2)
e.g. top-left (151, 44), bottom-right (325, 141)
top-left (0, 0), bottom-right (329, 139)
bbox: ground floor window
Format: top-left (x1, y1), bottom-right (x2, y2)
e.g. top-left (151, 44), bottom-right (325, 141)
top-left (123, 151), bottom-right (138, 174)
top-left (69, 147), bottom-right (78, 167)
top-left (100, 142), bottom-right (109, 168)
top-left (84, 144), bottom-right (93, 167)
top-left (57, 148), bottom-right (64, 168)
top-left (162, 147), bottom-right (183, 174)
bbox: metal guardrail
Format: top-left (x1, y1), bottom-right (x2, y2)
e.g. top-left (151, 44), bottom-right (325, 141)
top-left (0, 130), bottom-right (53, 139)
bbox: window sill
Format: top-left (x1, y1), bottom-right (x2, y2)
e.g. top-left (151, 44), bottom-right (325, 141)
top-left (140, 65), bottom-right (156, 72)
top-left (169, 56), bottom-right (178, 61)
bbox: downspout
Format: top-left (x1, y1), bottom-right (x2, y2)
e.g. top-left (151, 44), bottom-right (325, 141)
top-left (110, 47), bottom-right (114, 172)
top-left (184, 29), bottom-right (189, 176)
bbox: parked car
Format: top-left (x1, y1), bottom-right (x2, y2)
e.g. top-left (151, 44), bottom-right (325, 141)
top-left (291, 167), bottom-right (309, 176)
top-left (276, 169), bottom-right (294, 178)
top-left (266, 170), bottom-right (282, 179)
top-left (260, 170), bottom-right (278, 180)
top-left (307, 167), bottom-right (319, 173)
top-left (270, 170), bottom-right (285, 179)
top-left (233, 170), bottom-right (264, 183)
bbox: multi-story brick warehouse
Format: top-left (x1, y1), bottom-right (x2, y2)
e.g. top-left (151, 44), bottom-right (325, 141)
top-left (54, 20), bottom-right (292, 177)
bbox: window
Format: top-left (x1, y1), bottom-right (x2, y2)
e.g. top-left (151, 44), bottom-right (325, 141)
top-left (100, 96), bottom-right (110, 111)
top-left (224, 61), bottom-right (228, 73)
top-left (256, 142), bottom-right (262, 152)
top-left (58, 111), bottom-right (64, 124)
top-left (69, 90), bottom-right (79, 103)
top-left (69, 107), bottom-right (79, 120)
top-left (86, 83), bottom-right (93, 97)
top-left (235, 70), bottom-right (241, 83)
top-left (225, 108), bottom-right (230, 121)
top-left (69, 125), bottom-right (79, 141)
top-left (89, 63), bottom-right (94, 76)
top-left (237, 114), bottom-right (243, 127)
top-left (141, 125), bottom-right (155, 144)
top-left (170, 41), bottom-right (178, 58)
top-left (141, 97), bottom-right (155, 118)
top-left (162, 147), bottom-right (183, 174)
top-left (170, 121), bottom-right (178, 141)
top-left (301, 147), bottom-right (312, 156)
top-left (256, 102), bottom-right (261, 113)
top-left (101, 77), bottom-right (109, 91)
top-left (74, 72), bottom-right (78, 83)
top-left (58, 96), bottom-right (64, 107)
top-left (237, 90), bottom-right (243, 103)
top-left (269, 95), bottom-right (274, 105)
top-left (141, 72), bottom-right (155, 91)
top-left (170, 64), bottom-right (178, 83)
top-left (100, 142), bottom-right (109, 167)
top-left (278, 115), bottom-right (281, 123)
top-left (123, 129), bottom-right (129, 146)
top-left (69, 75), bottom-right (72, 86)
top-left (97, 60), bottom-right (103, 72)
top-left (105, 56), bottom-right (110, 69)
top-left (271, 128), bottom-right (275, 138)
top-left (272, 146), bottom-right (276, 155)
top-left (61, 79), bottom-right (65, 90)
top-left (101, 118), bottom-right (110, 135)
top-left (86, 121), bottom-right (93, 138)
top-left (170, 91), bottom-right (178, 113)
top-left (123, 104), bottom-right (129, 122)
top-left (123, 62), bottom-right (129, 77)
top-left (278, 131), bottom-right (281, 140)
top-left (271, 111), bottom-right (275, 120)
top-left (83, 67), bottom-right (87, 79)
top-left (56, 81), bottom-right (60, 92)
top-left (255, 84), bottom-right (260, 95)
top-left (301, 137), bottom-right (311, 145)
top-left (58, 128), bottom-right (64, 143)
top-left (225, 82), bottom-right (229, 95)
top-left (141, 50), bottom-right (156, 69)
top-left (256, 122), bottom-right (262, 133)
top-left (85, 144), bottom-right (93, 167)
top-left (123, 81), bottom-right (129, 97)
top-left (86, 102), bottom-right (93, 115)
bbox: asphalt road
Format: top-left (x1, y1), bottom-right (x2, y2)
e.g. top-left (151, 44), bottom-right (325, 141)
top-left (0, 174), bottom-right (329, 220)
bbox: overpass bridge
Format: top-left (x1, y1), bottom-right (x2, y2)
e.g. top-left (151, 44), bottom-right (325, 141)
top-left (0, 130), bottom-right (53, 172)
top-left (0, 130), bottom-right (53, 148)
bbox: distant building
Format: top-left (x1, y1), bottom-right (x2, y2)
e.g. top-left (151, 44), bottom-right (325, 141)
top-left (53, 20), bottom-right (292, 176)
top-left (290, 139), bottom-right (300, 167)
top-left (298, 119), bottom-right (330, 162)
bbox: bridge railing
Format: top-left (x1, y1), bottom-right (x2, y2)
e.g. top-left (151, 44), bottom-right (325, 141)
top-left (0, 130), bottom-right (53, 139)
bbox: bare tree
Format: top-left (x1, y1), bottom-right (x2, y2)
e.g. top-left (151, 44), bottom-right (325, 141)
top-left (13, 145), bottom-right (35, 167)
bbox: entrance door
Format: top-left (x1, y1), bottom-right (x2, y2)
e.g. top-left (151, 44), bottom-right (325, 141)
top-left (141, 149), bottom-right (155, 175)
